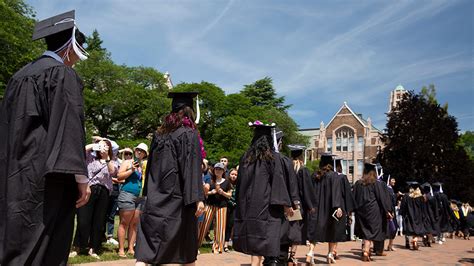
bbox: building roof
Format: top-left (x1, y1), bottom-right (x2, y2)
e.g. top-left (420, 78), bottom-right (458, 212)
top-left (395, 84), bottom-right (406, 91)
top-left (326, 102), bottom-right (382, 133)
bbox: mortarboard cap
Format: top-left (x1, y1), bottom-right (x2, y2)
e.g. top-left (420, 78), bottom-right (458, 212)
top-left (364, 163), bottom-right (377, 174)
top-left (432, 182), bottom-right (444, 193)
top-left (32, 10), bottom-right (76, 41)
top-left (320, 153), bottom-right (335, 168)
top-left (168, 92), bottom-right (198, 112)
top-left (288, 144), bottom-right (305, 158)
top-left (406, 181), bottom-right (420, 189)
top-left (275, 127), bottom-right (284, 140)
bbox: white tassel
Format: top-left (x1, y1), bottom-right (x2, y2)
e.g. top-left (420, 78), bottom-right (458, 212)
top-left (440, 184), bottom-right (443, 193)
top-left (304, 149), bottom-right (307, 165)
top-left (387, 174), bottom-right (390, 186)
top-left (195, 96), bottom-right (200, 124)
top-left (272, 128), bottom-right (279, 153)
top-left (430, 186), bottom-right (433, 197)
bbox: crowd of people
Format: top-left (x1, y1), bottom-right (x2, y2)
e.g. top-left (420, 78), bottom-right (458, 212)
top-left (0, 9), bottom-right (473, 266)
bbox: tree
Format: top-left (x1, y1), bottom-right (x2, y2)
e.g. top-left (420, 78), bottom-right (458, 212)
top-left (459, 131), bottom-right (474, 160)
top-left (380, 88), bottom-right (474, 202)
top-left (241, 77), bottom-right (291, 111)
top-left (0, 0), bottom-right (45, 95)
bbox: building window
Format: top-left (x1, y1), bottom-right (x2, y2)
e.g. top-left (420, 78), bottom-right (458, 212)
top-left (358, 137), bottom-right (364, 151)
top-left (335, 126), bottom-right (354, 153)
top-left (357, 160), bottom-right (363, 177)
top-left (349, 137), bottom-right (354, 152)
top-left (396, 94), bottom-right (401, 99)
top-left (327, 138), bottom-right (332, 152)
top-left (341, 160), bottom-right (347, 174)
top-left (348, 160), bottom-right (354, 174)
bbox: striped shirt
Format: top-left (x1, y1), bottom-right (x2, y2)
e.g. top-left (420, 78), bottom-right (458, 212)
top-left (87, 152), bottom-right (113, 193)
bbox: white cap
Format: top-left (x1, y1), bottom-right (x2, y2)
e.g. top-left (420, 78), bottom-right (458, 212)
top-left (134, 143), bottom-right (148, 155)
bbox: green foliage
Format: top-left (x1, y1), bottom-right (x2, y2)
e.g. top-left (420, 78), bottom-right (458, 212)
top-left (380, 88), bottom-right (474, 202)
top-left (459, 131), bottom-right (474, 160)
top-left (241, 77), bottom-right (291, 111)
top-left (0, 0), bottom-right (45, 95)
top-left (305, 159), bottom-right (320, 174)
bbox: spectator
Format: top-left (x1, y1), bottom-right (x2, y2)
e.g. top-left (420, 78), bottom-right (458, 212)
top-left (198, 163), bottom-right (233, 253)
top-left (116, 143), bottom-right (148, 257)
top-left (220, 156), bottom-right (230, 175)
top-left (71, 139), bottom-right (116, 259)
top-left (224, 168), bottom-right (238, 252)
top-left (105, 140), bottom-right (122, 246)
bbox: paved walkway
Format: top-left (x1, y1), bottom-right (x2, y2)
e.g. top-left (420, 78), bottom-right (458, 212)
top-left (74, 237), bottom-right (473, 265)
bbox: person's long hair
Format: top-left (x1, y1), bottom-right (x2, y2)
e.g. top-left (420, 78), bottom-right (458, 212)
top-left (292, 154), bottom-right (304, 173)
top-left (157, 106), bottom-right (196, 135)
top-left (320, 163), bottom-right (334, 176)
top-left (211, 167), bottom-right (226, 184)
top-left (228, 168), bottom-right (238, 186)
top-left (362, 169), bottom-right (377, 185)
top-left (243, 135), bottom-right (274, 164)
top-left (409, 187), bottom-right (423, 198)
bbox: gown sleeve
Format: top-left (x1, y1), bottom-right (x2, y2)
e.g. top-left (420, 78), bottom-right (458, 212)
top-left (374, 181), bottom-right (392, 214)
top-left (330, 172), bottom-right (344, 210)
top-left (269, 155), bottom-right (292, 207)
top-left (300, 168), bottom-right (315, 211)
top-left (179, 129), bottom-right (205, 206)
top-left (43, 66), bottom-right (87, 176)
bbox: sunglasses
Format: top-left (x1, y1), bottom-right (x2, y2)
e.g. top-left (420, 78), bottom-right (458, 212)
top-left (124, 152), bottom-right (133, 156)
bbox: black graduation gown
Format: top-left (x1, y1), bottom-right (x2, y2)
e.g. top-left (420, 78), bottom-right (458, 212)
top-left (353, 180), bottom-right (391, 241)
top-left (386, 186), bottom-right (399, 238)
top-left (288, 166), bottom-right (314, 244)
top-left (422, 194), bottom-right (437, 235)
top-left (310, 171), bottom-right (347, 243)
top-left (0, 56), bottom-right (88, 265)
top-left (434, 192), bottom-right (454, 233)
top-left (279, 156), bottom-right (300, 245)
top-left (337, 173), bottom-right (356, 242)
top-left (306, 175), bottom-right (320, 243)
top-left (400, 194), bottom-right (426, 236)
top-left (135, 127), bottom-right (205, 264)
top-left (233, 152), bottom-right (292, 257)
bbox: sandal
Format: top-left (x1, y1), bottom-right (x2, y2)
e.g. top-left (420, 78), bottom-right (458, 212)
top-left (361, 251), bottom-right (371, 262)
top-left (224, 247), bottom-right (230, 253)
top-left (118, 252), bottom-right (127, 258)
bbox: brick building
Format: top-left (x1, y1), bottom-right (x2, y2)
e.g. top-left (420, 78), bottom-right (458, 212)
top-left (299, 102), bottom-right (383, 183)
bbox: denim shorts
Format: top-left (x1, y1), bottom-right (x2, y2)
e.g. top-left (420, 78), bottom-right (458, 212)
top-left (118, 190), bottom-right (145, 211)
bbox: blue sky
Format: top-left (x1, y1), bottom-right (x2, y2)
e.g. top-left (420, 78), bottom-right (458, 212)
top-left (27, 0), bottom-right (473, 131)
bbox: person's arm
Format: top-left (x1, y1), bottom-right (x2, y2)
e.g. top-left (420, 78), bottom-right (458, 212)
top-left (218, 188), bottom-right (233, 199)
top-left (117, 159), bottom-right (135, 181)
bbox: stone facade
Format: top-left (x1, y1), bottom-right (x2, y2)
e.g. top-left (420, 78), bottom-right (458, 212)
top-left (389, 85), bottom-right (408, 112)
top-left (299, 102), bottom-right (383, 183)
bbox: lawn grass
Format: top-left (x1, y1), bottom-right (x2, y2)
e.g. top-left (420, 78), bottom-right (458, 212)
top-left (68, 216), bottom-right (214, 264)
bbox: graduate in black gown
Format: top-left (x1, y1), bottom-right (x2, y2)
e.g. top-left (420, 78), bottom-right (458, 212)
top-left (332, 158), bottom-right (355, 260)
top-left (371, 164), bottom-right (392, 257)
top-left (420, 182), bottom-right (437, 247)
top-left (385, 176), bottom-right (400, 252)
top-left (353, 163), bottom-right (392, 262)
top-left (0, 10), bottom-right (91, 266)
top-left (135, 92), bottom-right (205, 265)
top-left (432, 182), bottom-right (454, 243)
top-left (274, 131), bottom-right (301, 265)
top-left (399, 181), bottom-right (426, 250)
top-left (310, 153), bottom-right (347, 264)
top-left (233, 122), bottom-right (294, 266)
top-left (287, 144), bottom-right (314, 265)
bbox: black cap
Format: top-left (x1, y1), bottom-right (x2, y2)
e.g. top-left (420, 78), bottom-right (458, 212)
top-left (432, 182), bottom-right (443, 187)
top-left (406, 181), bottom-right (420, 188)
top-left (319, 153), bottom-right (335, 168)
top-left (32, 10), bottom-right (76, 41)
top-left (364, 163), bottom-right (377, 174)
top-left (288, 144), bottom-right (305, 158)
top-left (168, 92), bottom-right (198, 112)
top-left (421, 182), bottom-right (431, 193)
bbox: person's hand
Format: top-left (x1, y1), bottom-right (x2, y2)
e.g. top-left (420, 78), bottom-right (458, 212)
top-left (309, 208), bottom-right (316, 214)
top-left (195, 201), bottom-right (205, 217)
top-left (217, 188), bottom-right (224, 195)
top-left (132, 161), bottom-right (139, 171)
top-left (284, 206), bottom-right (294, 217)
top-left (336, 207), bottom-right (343, 218)
top-left (387, 212), bottom-right (393, 219)
top-left (76, 183), bottom-right (91, 208)
top-left (348, 216), bottom-right (353, 225)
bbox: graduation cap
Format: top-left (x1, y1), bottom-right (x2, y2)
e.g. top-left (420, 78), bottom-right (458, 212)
top-left (248, 121), bottom-right (279, 152)
top-left (421, 182), bottom-right (434, 196)
top-left (320, 153), bottom-right (335, 168)
top-left (168, 92), bottom-right (201, 124)
top-left (288, 144), bottom-right (307, 164)
top-left (406, 181), bottom-right (420, 189)
top-left (432, 182), bottom-right (444, 193)
top-left (363, 163), bottom-right (377, 174)
top-left (32, 10), bottom-right (89, 60)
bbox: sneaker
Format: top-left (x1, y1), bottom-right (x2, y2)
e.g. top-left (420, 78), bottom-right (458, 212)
top-left (107, 238), bottom-right (119, 246)
top-left (68, 251), bottom-right (77, 258)
top-left (88, 248), bottom-right (101, 260)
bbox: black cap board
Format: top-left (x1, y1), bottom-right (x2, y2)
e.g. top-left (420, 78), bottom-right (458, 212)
top-left (288, 144), bottom-right (305, 158)
top-left (319, 153), bottom-right (335, 168)
top-left (432, 182), bottom-right (443, 187)
top-left (406, 181), bottom-right (420, 188)
top-left (364, 163), bottom-right (376, 174)
top-left (168, 92), bottom-right (198, 112)
top-left (32, 10), bottom-right (76, 41)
